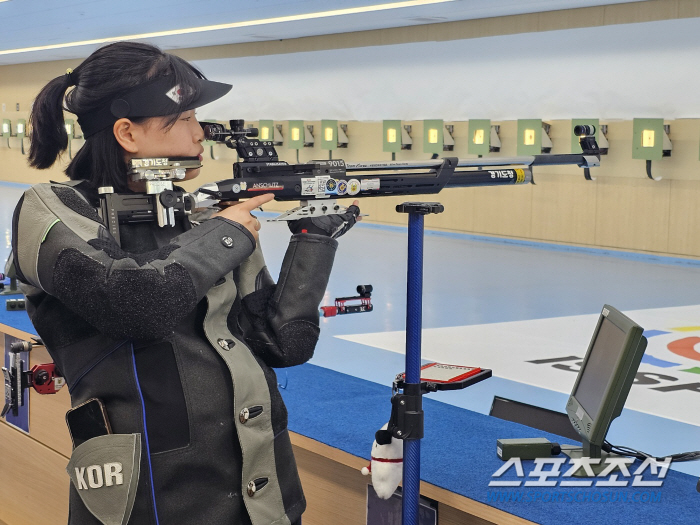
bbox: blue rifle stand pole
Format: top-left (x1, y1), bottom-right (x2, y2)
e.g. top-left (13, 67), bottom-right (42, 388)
top-left (396, 202), bottom-right (444, 525)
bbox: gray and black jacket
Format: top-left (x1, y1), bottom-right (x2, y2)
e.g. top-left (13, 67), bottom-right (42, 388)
top-left (12, 181), bottom-right (338, 525)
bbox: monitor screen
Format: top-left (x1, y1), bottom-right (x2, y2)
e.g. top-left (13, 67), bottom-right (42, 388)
top-left (563, 305), bottom-right (647, 474)
top-left (572, 317), bottom-right (627, 420)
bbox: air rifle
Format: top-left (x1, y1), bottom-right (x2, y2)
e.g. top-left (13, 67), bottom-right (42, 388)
top-left (192, 121), bottom-right (600, 221)
top-left (98, 122), bottom-right (600, 240)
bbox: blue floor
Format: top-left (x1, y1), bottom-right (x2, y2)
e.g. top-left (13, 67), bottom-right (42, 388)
top-left (3, 180), bottom-right (700, 478)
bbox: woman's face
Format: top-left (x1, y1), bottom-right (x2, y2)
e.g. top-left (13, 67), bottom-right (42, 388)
top-left (123, 109), bottom-right (205, 183)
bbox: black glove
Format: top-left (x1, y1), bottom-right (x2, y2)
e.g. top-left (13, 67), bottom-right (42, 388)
top-left (288, 205), bottom-right (360, 239)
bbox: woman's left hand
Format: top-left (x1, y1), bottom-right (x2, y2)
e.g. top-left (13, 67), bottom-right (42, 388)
top-left (287, 200), bottom-right (361, 239)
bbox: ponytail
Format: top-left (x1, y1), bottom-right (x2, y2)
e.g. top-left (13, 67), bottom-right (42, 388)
top-left (28, 73), bottom-right (73, 169)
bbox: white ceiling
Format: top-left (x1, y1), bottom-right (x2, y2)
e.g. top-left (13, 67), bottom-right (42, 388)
top-left (0, 0), bottom-right (647, 65)
top-left (193, 17), bottom-right (700, 121)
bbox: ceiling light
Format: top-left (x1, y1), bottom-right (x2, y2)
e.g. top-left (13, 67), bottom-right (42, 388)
top-left (405, 16), bottom-right (448, 23)
top-left (0, 0), bottom-right (455, 56)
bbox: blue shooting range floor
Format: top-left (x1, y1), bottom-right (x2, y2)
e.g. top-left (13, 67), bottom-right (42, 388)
top-left (3, 180), bottom-right (700, 491)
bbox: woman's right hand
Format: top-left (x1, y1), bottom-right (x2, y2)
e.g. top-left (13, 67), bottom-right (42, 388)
top-left (212, 193), bottom-right (275, 242)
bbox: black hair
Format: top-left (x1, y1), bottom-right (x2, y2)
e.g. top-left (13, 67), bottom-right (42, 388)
top-left (28, 41), bottom-right (205, 192)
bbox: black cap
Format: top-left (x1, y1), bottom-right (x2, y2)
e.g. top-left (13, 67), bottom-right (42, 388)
top-left (77, 76), bottom-right (232, 138)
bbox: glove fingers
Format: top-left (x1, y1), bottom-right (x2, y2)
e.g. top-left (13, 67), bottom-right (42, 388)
top-left (329, 212), bottom-right (357, 239)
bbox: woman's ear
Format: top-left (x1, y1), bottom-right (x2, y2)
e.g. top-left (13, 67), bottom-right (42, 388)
top-left (113, 118), bottom-right (140, 154)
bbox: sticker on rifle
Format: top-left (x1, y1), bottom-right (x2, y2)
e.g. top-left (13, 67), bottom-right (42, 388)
top-left (337, 180), bottom-right (348, 196)
top-left (232, 184), bottom-right (241, 194)
top-left (301, 178), bottom-right (316, 196)
top-left (240, 182), bottom-right (247, 191)
top-left (316, 176), bottom-right (331, 196)
top-left (326, 178), bottom-right (338, 193)
top-left (347, 179), bottom-right (360, 196)
top-left (515, 169), bottom-right (525, 184)
top-left (360, 179), bottom-right (380, 191)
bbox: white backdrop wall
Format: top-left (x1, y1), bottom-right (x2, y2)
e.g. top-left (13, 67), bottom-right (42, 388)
top-left (194, 17), bottom-right (700, 122)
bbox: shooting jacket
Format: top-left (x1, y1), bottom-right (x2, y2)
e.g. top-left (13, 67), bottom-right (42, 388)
top-left (12, 181), bottom-right (337, 525)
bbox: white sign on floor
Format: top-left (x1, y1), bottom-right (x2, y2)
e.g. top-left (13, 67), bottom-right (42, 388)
top-left (338, 305), bottom-right (700, 427)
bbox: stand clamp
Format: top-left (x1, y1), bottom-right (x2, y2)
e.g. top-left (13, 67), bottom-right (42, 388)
top-left (387, 364), bottom-right (493, 442)
top-left (389, 381), bottom-right (424, 441)
top-left (1, 339), bottom-right (65, 419)
top-left (396, 202), bottom-right (445, 215)
top-left (320, 284), bottom-right (373, 317)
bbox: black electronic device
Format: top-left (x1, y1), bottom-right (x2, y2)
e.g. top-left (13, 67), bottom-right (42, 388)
top-left (497, 438), bottom-right (562, 461)
top-left (65, 398), bottom-right (112, 449)
top-left (562, 304), bottom-right (647, 475)
top-left (6, 298), bottom-right (25, 310)
top-left (490, 396), bottom-right (582, 442)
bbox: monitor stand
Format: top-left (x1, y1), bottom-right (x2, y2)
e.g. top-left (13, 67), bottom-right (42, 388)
top-left (1, 277), bottom-right (21, 296)
top-left (561, 440), bottom-right (625, 477)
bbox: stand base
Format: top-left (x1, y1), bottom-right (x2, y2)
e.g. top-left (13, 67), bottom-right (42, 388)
top-left (1, 276), bottom-right (21, 296)
top-left (561, 445), bottom-right (625, 477)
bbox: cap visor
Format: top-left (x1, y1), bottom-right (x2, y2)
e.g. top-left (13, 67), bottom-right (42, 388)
top-left (187, 79), bottom-right (232, 110)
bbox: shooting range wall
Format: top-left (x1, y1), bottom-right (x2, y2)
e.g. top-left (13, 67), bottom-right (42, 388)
top-left (2, 0), bottom-right (700, 258)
